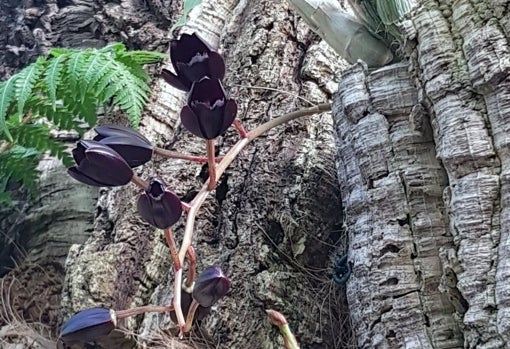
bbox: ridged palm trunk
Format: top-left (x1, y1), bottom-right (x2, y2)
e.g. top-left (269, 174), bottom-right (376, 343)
top-left (1, 0), bottom-right (351, 348)
top-left (334, 1), bottom-right (510, 348)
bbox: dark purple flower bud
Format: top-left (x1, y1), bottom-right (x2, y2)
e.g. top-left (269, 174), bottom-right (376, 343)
top-left (180, 78), bottom-right (237, 140)
top-left (161, 32), bottom-right (225, 92)
top-left (94, 125), bottom-right (153, 168)
top-left (192, 266), bottom-right (230, 308)
top-left (68, 140), bottom-right (133, 187)
top-left (137, 177), bottom-right (183, 229)
top-left (58, 307), bottom-right (116, 347)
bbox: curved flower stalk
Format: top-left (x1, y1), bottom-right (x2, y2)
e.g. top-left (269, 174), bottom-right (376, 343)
top-left (95, 124), bottom-right (221, 164)
top-left (62, 25), bottom-right (336, 343)
top-left (169, 290), bottom-right (211, 323)
top-left (161, 33), bottom-right (225, 92)
top-left (287, 0), bottom-right (393, 67)
top-left (183, 266), bottom-right (230, 332)
top-left (68, 140), bottom-right (134, 187)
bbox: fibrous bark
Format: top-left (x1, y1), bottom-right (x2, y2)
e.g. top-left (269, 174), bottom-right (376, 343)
top-left (0, 153), bottom-right (98, 345)
top-left (58, 1), bottom-right (351, 349)
top-left (334, 0), bottom-right (510, 348)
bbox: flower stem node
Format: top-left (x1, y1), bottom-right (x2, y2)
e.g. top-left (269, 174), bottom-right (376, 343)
top-left (58, 307), bottom-right (116, 348)
top-left (68, 140), bottom-right (133, 187)
top-left (137, 177), bottom-right (183, 229)
top-left (162, 33), bottom-right (226, 92)
top-left (182, 279), bottom-right (195, 294)
top-left (181, 78), bottom-right (237, 140)
top-left (94, 124), bottom-right (154, 167)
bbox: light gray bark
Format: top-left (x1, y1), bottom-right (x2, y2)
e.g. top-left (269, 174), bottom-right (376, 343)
top-left (0, 152), bottom-right (98, 346)
top-left (333, 0), bottom-right (510, 348)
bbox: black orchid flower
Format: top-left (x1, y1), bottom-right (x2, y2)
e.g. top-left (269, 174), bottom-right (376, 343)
top-left (161, 32), bottom-right (225, 92)
top-left (137, 177), bottom-right (183, 229)
top-left (58, 307), bottom-right (116, 348)
top-left (180, 78), bottom-right (237, 140)
top-left (68, 140), bottom-right (133, 187)
top-left (192, 266), bottom-right (230, 308)
top-left (94, 125), bottom-right (153, 168)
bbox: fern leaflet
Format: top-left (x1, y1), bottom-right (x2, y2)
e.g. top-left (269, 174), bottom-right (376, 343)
top-left (0, 76), bottom-right (17, 141)
top-left (45, 53), bottom-right (69, 109)
top-left (9, 123), bottom-right (73, 167)
top-left (15, 57), bottom-right (46, 115)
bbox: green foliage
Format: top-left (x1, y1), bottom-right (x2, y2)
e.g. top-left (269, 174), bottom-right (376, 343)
top-left (0, 42), bottom-right (166, 205)
top-left (376, 0), bottom-right (413, 26)
top-left (0, 146), bottom-right (39, 205)
top-left (348, 0), bottom-right (413, 43)
top-left (171, 0), bottom-right (203, 33)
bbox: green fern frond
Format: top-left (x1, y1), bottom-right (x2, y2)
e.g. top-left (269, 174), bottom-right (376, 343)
top-left (77, 93), bottom-right (99, 126)
top-left (84, 52), bottom-right (116, 94)
top-left (0, 145), bottom-right (39, 195)
top-left (118, 50), bottom-right (167, 65)
top-left (81, 51), bottom-right (110, 101)
top-left (29, 97), bottom-right (82, 132)
top-left (66, 49), bottom-right (91, 95)
top-left (49, 47), bottom-right (78, 57)
top-left (112, 86), bottom-right (147, 126)
top-left (115, 56), bottom-right (150, 82)
top-left (93, 59), bottom-right (151, 126)
top-left (0, 76), bottom-right (17, 141)
top-left (100, 42), bottom-right (126, 54)
top-left (45, 53), bottom-right (69, 109)
top-left (1, 44), bottom-right (164, 203)
top-left (15, 57), bottom-right (46, 115)
top-left (9, 123), bottom-right (73, 167)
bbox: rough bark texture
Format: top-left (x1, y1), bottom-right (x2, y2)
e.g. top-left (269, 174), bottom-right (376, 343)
top-left (1, 0), bottom-right (352, 348)
top-left (0, 153), bottom-right (98, 345)
top-left (60, 1), bottom-right (351, 347)
top-left (333, 0), bottom-right (510, 348)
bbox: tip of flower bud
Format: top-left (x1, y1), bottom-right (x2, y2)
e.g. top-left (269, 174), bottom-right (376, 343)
top-left (266, 309), bottom-right (288, 327)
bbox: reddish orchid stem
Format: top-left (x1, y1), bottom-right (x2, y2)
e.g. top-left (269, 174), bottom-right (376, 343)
top-left (164, 228), bottom-right (181, 271)
top-left (164, 227), bottom-right (185, 333)
top-left (131, 174), bottom-right (148, 190)
top-left (185, 246), bottom-right (197, 289)
top-left (183, 299), bottom-right (200, 333)
top-left (115, 305), bottom-right (171, 319)
top-left (154, 147), bottom-right (222, 163)
top-left (181, 201), bottom-right (192, 212)
top-left (206, 139), bottom-right (216, 191)
top-left (174, 103), bottom-right (331, 335)
top-left (233, 120), bottom-right (248, 138)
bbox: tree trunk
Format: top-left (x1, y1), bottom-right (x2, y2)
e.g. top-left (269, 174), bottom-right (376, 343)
top-left (1, 0), bottom-right (352, 348)
top-left (333, 1), bottom-right (510, 348)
